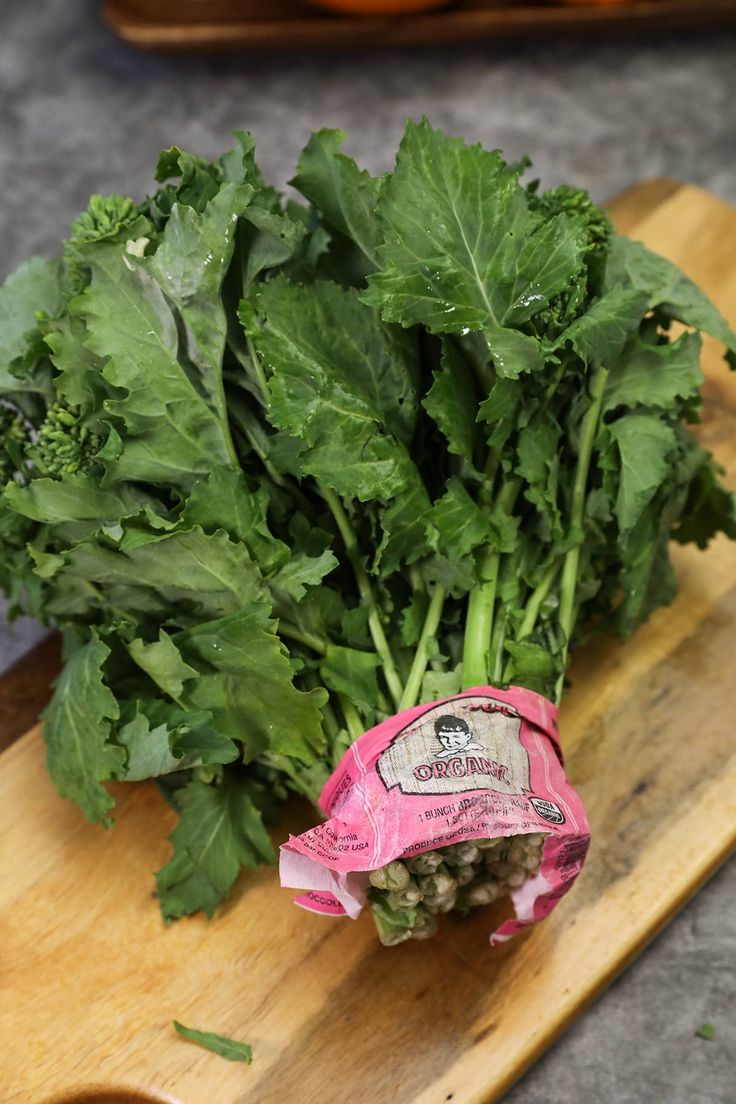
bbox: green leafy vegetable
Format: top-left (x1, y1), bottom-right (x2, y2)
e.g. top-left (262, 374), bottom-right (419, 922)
top-left (1, 120), bottom-right (734, 938)
top-left (694, 1022), bottom-right (716, 1041)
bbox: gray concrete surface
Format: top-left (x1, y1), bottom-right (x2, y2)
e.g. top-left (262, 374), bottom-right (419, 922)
top-left (1, 2), bottom-right (734, 1099)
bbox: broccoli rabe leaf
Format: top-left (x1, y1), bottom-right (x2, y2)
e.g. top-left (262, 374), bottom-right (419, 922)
top-left (363, 120), bottom-right (583, 378)
top-left (4, 473), bottom-right (140, 524)
top-left (248, 277), bottom-right (420, 502)
top-left (76, 242), bottom-right (234, 487)
top-left (605, 235), bottom-right (736, 353)
top-left (42, 635), bottom-right (124, 825)
top-left (603, 332), bottom-right (704, 414)
top-left (175, 606), bottom-right (327, 763)
top-left (427, 478), bottom-right (489, 559)
top-left (156, 774), bottom-right (275, 920)
top-left (116, 706), bottom-right (238, 781)
top-left (558, 286), bottom-right (650, 366)
top-left (0, 256), bottom-right (63, 391)
top-left (149, 182), bottom-right (253, 400)
top-left (607, 413), bottom-right (677, 532)
top-left (291, 128), bottom-right (384, 268)
top-left (58, 525), bottom-right (264, 623)
top-left (320, 643), bottom-right (382, 715)
top-left (181, 466), bottom-right (290, 576)
top-left (127, 631), bottom-right (199, 699)
top-left (423, 339), bottom-right (479, 466)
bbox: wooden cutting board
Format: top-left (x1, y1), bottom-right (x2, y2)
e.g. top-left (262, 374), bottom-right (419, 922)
top-left (2, 180), bottom-right (735, 1104)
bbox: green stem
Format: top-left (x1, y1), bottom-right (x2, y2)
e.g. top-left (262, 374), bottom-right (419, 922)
top-left (338, 694), bottom-right (364, 743)
top-left (489, 600), bottom-right (510, 684)
top-left (479, 447), bottom-right (500, 507)
top-left (555, 363), bottom-right (609, 702)
top-left (321, 485), bottom-right (403, 711)
top-left (461, 477), bottom-right (520, 690)
top-left (461, 547), bottom-right (500, 689)
top-left (399, 583), bottom-right (446, 711)
top-left (246, 335), bottom-right (271, 409)
top-left (516, 560), bottom-right (561, 641)
top-left (321, 698), bottom-right (340, 743)
top-left (301, 669), bottom-right (340, 744)
top-left (279, 622), bottom-right (326, 655)
top-left (408, 565), bottom-right (424, 594)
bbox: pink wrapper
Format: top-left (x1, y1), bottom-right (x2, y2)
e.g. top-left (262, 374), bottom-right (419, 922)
top-left (280, 685), bottom-right (590, 944)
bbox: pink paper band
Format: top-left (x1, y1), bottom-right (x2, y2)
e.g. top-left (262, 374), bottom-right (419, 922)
top-left (280, 685), bottom-right (589, 943)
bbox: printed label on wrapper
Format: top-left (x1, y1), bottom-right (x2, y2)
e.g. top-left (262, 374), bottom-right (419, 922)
top-left (279, 685), bottom-right (590, 944)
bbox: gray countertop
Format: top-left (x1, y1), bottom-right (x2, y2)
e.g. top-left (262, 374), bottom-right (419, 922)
top-left (1, 2), bottom-right (734, 1100)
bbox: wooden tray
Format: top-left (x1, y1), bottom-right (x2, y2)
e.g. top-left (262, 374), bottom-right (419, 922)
top-left (102, 0), bottom-right (736, 52)
top-left (2, 180), bottom-right (736, 1104)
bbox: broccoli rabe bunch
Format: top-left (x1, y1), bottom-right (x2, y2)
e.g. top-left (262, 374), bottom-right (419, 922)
top-left (0, 121), bottom-right (734, 943)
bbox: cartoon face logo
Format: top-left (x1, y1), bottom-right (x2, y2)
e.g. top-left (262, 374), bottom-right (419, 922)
top-left (376, 694), bottom-right (531, 797)
top-left (433, 715), bottom-right (484, 758)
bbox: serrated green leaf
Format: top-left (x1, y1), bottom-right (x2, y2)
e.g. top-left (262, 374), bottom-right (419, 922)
top-left (374, 474), bottom-right (433, 575)
top-left (182, 465), bottom-right (290, 575)
top-left (320, 643), bottom-right (381, 715)
top-left (76, 241), bottom-right (233, 487)
top-left (156, 775), bottom-right (275, 920)
top-left (240, 203), bottom-right (307, 290)
top-left (605, 236), bottom-right (736, 352)
top-left (116, 705), bottom-right (233, 781)
top-left (478, 377), bottom-right (521, 451)
top-left (127, 631), bottom-right (199, 699)
top-left (420, 664), bottom-right (462, 704)
top-left (4, 474), bottom-right (141, 524)
top-left (43, 636), bottom-right (124, 824)
top-left (423, 339), bottom-right (479, 465)
top-left (400, 591), bottom-right (429, 647)
top-left (176, 606), bottom-right (327, 763)
top-left (427, 478), bottom-right (488, 559)
top-left (0, 257), bottom-right (63, 387)
top-left (270, 548), bottom-right (338, 601)
top-left (608, 413), bottom-right (677, 532)
top-left (559, 286), bottom-right (650, 365)
top-left (59, 525), bottom-right (264, 622)
top-left (149, 183), bottom-right (253, 401)
top-left (603, 331), bottom-right (703, 414)
top-left (249, 277), bottom-right (419, 502)
top-left (363, 120), bottom-right (582, 353)
top-left (291, 128), bottom-right (384, 267)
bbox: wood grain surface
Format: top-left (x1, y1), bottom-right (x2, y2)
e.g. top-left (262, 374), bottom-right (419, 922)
top-left (101, 0), bottom-right (736, 52)
top-left (1, 181), bottom-right (735, 1104)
